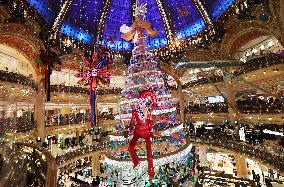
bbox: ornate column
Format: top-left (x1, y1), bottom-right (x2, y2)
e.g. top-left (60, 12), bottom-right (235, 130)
top-left (224, 72), bottom-right (238, 127)
top-left (13, 101), bottom-right (17, 129)
top-left (198, 145), bottom-right (207, 166)
top-left (35, 73), bottom-right (46, 143)
top-left (46, 158), bottom-right (57, 187)
top-left (0, 107), bottom-right (4, 118)
top-left (235, 154), bottom-right (249, 179)
top-left (269, 0), bottom-right (284, 47)
top-left (177, 80), bottom-right (185, 123)
top-left (92, 152), bottom-right (100, 177)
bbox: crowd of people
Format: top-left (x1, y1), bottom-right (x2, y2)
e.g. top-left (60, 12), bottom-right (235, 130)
top-left (15, 114), bottom-right (35, 132)
top-left (97, 87), bottom-right (122, 95)
top-left (98, 112), bottom-right (115, 120)
top-left (184, 96), bottom-right (284, 114)
top-left (196, 168), bottom-right (256, 186)
top-left (154, 147), bottom-right (197, 186)
top-left (185, 103), bottom-right (229, 114)
top-left (237, 97), bottom-right (284, 114)
top-left (0, 144), bottom-right (29, 186)
top-left (184, 121), bottom-right (284, 173)
top-left (52, 122), bottom-right (284, 186)
top-left (0, 69), bottom-right (37, 90)
top-left (100, 149), bottom-right (197, 187)
top-left (181, 53), bottom-right (283, 90)
top-left (45, 113), bottom-right (90, 126)
top-left (192, 136), bottom-right (284, 173)
top-left (50, 85), bottom-right (122, 95)
top-left (0, 113), bottom-right (35, 133)
top-left (56, 142), bottom-right (109, 166)
top-left (50, 85), bottom-right (89, 94)
top-left (38, 127), bottom-right (110, 157)
top-left (182, 75), bottom-right (224, 89)
top-left (233, 53), bottom-right (284, 76)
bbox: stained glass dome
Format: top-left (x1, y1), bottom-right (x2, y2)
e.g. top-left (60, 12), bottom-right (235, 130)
top-left (26, 0), bottom-right (236, 50)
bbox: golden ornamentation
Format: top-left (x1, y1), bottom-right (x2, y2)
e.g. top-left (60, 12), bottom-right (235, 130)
top-left (121, 18), bottom-right (159, 41)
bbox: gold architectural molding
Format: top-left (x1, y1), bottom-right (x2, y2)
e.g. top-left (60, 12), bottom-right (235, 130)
top-left (159, 61), bottom-right (186, 81)
top-left (268, 0), bottom-right (284, 46)
top-left (221, 19), bottom-right (272, 58)
top-left (0, 21), bottom-right (45, 75)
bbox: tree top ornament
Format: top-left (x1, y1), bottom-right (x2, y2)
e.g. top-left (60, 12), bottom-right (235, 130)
top-left (133, 1), bottom-right (147, 18)
top-left (120, 0), bottom-right (159, 43)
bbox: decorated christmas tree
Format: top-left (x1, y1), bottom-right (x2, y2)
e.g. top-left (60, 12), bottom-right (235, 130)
top-left (117, 2), bottom-right (181, 138)
top-left (107, 2), bottom-right (188, 182)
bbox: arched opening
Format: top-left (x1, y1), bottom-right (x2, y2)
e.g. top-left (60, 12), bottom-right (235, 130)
top-left (0, 44), bottom-right (36, 79)
top-left (232, 35), bottom-right (283, 59)
top-left (0, 44), bottom-right (37, 137)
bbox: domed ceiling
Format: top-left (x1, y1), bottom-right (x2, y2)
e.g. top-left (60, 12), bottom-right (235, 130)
top-left (27, 0), bottom-right (235, 51)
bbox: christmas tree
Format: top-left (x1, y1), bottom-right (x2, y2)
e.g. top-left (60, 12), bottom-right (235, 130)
top-left (106, 2), bottom-right (186, 183)
top-left (117, 1), bottom-right (182, 141)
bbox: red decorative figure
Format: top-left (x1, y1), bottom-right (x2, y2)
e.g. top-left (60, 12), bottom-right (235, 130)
top-left (128, 90), bottom-right (157, 179)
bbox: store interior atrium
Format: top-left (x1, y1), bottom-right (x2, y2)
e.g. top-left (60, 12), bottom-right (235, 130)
top-left (0, 0), bottom-right (284, 186)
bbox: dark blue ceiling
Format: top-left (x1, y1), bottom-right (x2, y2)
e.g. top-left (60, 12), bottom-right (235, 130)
top-left (26, 0), bottom-right (236, 51)
top-left (101, 0), bottom-right (133, 50)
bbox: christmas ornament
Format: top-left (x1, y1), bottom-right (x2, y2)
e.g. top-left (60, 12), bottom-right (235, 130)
top-left (35, 50), bottom-right (62, 101)
top-left (75, 45), bottom-right (111, 127)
